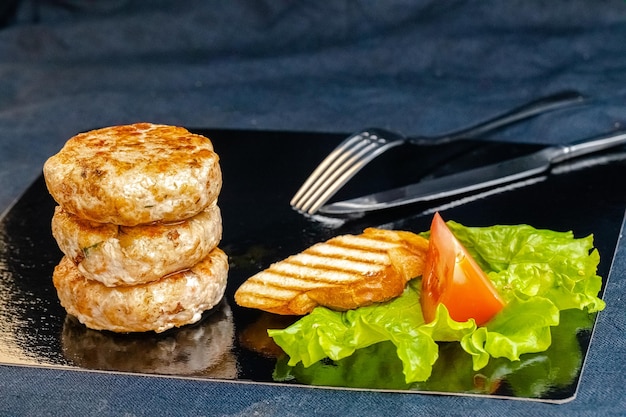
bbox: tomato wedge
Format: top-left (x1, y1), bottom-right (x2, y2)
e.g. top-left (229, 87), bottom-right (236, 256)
top-left (421, 213), bottom-right (505, 326)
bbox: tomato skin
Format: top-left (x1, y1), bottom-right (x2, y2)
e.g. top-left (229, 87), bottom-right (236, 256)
top-left (421, 213), bottom-right (505, 326)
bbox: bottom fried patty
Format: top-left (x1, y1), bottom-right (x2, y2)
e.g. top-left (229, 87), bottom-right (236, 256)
top-left (52, 248), bottom-right (228, 333)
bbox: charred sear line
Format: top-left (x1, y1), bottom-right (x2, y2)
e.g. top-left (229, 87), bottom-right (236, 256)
top-left (267, 263), bottom-right (365, 283)
top-left (305, 241), bottom-right (390, 264)
top-left (266, 257), bottom-right (383, 285)
top-left (329, 236), bottom-right (397, 252)
top-left (291, 252), bottom-right (387, 274)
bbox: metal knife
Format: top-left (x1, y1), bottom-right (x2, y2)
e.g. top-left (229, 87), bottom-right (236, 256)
top-left (318, 130), bottom-right (626, 215)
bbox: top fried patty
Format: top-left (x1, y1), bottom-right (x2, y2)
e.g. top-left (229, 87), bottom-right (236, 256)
top-left (43, 123), bottom-right (222, 226)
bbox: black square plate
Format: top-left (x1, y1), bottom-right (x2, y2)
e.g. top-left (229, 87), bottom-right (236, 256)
top-left (1, 129), bottom-right (624, 403)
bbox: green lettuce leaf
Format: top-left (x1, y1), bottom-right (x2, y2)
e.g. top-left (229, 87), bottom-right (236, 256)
top-left (268, 221), bottom-right (605, 384)
top-left (446, 221), bottom-right (605, 312)
top-left (460, 295), bottom-right (560, 369)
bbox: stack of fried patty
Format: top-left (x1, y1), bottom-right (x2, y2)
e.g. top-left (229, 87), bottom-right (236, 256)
top-left (43, 123), bottom-right (227, 333)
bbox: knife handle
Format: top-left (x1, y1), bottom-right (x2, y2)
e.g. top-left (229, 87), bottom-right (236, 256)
top-left (553, 130), bottom-right (626, 163)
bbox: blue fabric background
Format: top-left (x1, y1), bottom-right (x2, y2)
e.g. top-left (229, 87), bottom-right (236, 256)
top-left (1, 1), bottom-right (625, 415)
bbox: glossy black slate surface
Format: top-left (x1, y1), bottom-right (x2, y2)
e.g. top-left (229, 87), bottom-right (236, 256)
top-left (0, 129), bottom-right (624, 402)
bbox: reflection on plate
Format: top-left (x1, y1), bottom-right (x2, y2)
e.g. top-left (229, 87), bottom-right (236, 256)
top-left (61, 300), bottom-right (237, 379)
top-left (238, 312), bottom-right (298, 358)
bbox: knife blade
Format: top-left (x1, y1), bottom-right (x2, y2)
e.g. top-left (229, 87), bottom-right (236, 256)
top-left (318, 130), bottom-right (626, 215)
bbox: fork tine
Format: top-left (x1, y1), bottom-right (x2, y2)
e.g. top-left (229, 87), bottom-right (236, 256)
top-left (296, 140), bottom-right (383, 213)
top-left (296, 134), bottom-right (407, 214)
top-left (290, 132), bottom-right (372, 207)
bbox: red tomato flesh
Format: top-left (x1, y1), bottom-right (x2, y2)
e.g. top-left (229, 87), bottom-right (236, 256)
top-left (421, 213), bottom-right (505, 326)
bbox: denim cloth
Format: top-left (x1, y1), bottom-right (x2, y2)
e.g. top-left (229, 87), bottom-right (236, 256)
top-left (1, 1), bottom-right (626, 415)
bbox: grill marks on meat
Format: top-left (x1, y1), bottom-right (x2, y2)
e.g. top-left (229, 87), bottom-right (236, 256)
top-left (234, 228), bottom-right (429, 315)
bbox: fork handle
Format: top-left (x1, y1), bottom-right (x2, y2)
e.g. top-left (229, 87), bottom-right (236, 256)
top-left (408, 90), bottom-right (586, 146)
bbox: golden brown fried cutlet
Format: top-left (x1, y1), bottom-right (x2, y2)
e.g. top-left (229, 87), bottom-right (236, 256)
top-left (52, 203), bottom-right (222, 287)
top-left (53, 248), bottom-right (229, 333)
top-left (44, 123), bottom-right (222, 226)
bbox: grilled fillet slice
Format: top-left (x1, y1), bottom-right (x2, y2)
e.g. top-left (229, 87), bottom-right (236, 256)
top-left (234, 228), bottom-right (429, 315)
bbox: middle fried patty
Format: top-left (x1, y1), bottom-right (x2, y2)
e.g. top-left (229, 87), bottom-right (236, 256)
top-left (52, 203), bottom-right (222, 287)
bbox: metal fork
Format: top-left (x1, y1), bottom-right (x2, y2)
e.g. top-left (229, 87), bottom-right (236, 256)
top-left (290, 91), bottom-right (585, 215)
